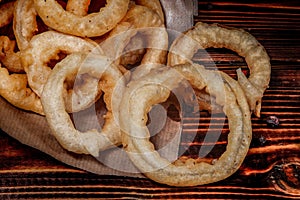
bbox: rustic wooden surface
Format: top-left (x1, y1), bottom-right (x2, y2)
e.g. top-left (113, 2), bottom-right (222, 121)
top-left (1, 0), bottom-right (300, 199)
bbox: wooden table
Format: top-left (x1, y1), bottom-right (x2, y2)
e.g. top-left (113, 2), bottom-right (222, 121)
top-left (1, 0), bottom-right (300, 199)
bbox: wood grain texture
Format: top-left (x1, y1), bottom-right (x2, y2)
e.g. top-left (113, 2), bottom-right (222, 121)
top-left (1, 0), bottom-right (300, 199)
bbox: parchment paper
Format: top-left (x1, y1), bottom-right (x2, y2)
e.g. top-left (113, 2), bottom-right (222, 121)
top-left (0, 0), bottom-right (196, 178)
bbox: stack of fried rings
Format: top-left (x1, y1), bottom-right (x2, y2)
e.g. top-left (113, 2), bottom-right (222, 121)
top-left (0, 0), bottom-right (271, 187)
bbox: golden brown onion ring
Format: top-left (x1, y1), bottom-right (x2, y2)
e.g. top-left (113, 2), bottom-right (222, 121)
top-left (168, 22), bottom-right (271, 117)
top-left (21, 31), bottom-right (99, 95)
top-left (41, 53), bottom-right (125, 156)
top-left (120, 63), bottom-right (252, 186)
top-left (13, 0), bottom-right (38, 50)
top-left (33, 0), bottom-right (130, 37)
top-left (21, 31), bottom-right (103, 112)
top-left (0, 37), bottom-right (100, 115)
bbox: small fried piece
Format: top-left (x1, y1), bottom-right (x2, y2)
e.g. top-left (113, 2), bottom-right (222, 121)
top-left (0, 1), bottom-right (15, 28)
top-left (168, 22), bottom-right (271, 117)
top-left (41, 53), bottom-right (125, 156)
top-left (33, 0), bottom-right (130, 37)
top-left (120, 63), bottom-right (252, 186)
top-left (0, 36), bottom-right (23, 73)
top-left (0, 65), bottom-right (44, 115)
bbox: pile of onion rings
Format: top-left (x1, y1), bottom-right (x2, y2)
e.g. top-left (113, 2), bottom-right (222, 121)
top-left (0, 0), bottom-right (271, 186)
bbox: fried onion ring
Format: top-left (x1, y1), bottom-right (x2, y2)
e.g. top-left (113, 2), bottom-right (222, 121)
top-left (0, 1), bottom-right (15, 28)
top-left (33, 0), bottom-right (130, 37)
top-left (13, 0), bottom-right (38, 50)
top-left (41, 53), bottom-right (125, 156)
top-left (118, 4), bottom-right (168, 80)
top-left (21, 31), bottom-right (99, 95)
top-left (120, 63), bottom-right (252, 186)
top-left (21, 31), bottom-right (103, 112)
top-left (168, 22), bottom-right (271, 117)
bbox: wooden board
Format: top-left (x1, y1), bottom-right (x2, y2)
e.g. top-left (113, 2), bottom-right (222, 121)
top-left (1, 0), bottom-right (300, 199)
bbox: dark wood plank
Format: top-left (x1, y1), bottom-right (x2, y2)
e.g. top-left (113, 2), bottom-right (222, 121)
top-left (0, 128), bottom-right (298, 199)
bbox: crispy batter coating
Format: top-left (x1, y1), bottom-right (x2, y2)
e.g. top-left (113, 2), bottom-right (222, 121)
top-left (13, 0), bottom-right (38, 50)
top-left (41, 53), bottom-right (125, 156)
top-left (135, 0), bottom-right (165, 23)
top-left (117, 0), bottom-right (165, 68)
top-left (21, 31), bottom-right (97, 93)
top-left (100, 4), bottom-right (168, 79)
top-left (21, 31), bottom-right (103, 112)
top-left (66, 0), bottom-right (91, 16)
top-left (120, 63), bottom-right (252, 186)
top-left (0, 36), bottom-right (23, 73)
top-left (168, 22), bottom-right (271, 117)
top-left (120, 4), bottom-right (168, 80)
top-left (33, 0), bottom-right (130, 37)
